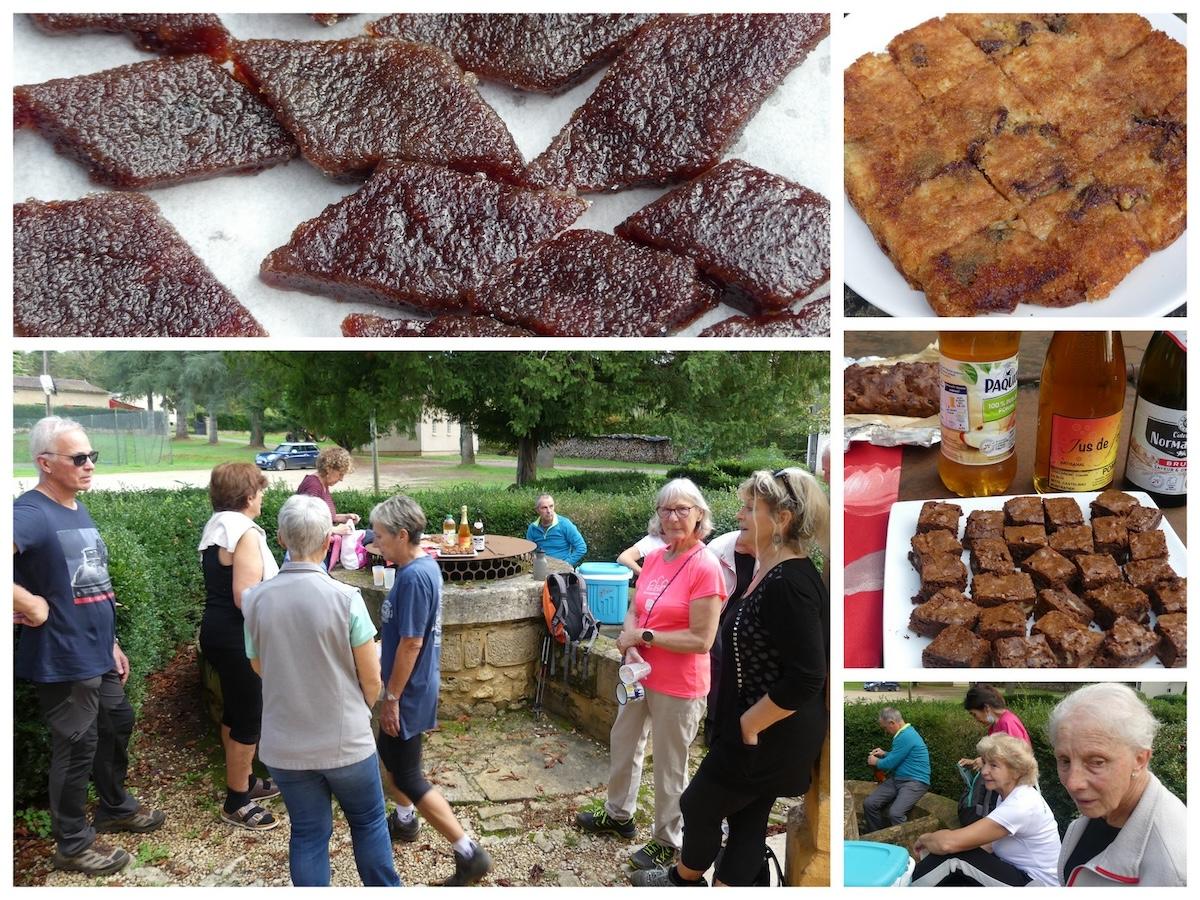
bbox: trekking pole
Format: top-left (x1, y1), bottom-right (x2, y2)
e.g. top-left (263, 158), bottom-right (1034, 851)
top-left (533, 634), bottom-right (550, 715)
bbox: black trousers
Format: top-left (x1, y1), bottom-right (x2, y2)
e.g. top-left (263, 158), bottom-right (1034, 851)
top-left (37, 672), bottom-right (140, 855)
top-left (678, 757), bottom-right (777, 886)
top-left (911, 848), bottom-right (1033, 886)
top-left (376, 731), bottom-right (433, 805)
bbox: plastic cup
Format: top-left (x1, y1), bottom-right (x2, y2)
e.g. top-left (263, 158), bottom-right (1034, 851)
top-left (383, 567), bottom-right (396, 590)
top-left (615, 681), bottom-right (646, 705)
top-left (372, 565), bottom-right (385, 587)
top-left (618, 661), bottom-right (651, 685)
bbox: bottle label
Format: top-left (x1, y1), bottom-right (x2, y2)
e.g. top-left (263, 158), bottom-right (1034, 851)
top-left (1126, 398), bottom-right (1187, 495)
top-left (939, 353), bottom-right (1019, 465)
top-left (1048, 411), bottom-right (1123, 491)
top-left (473, 534), bottom-right (485, 552)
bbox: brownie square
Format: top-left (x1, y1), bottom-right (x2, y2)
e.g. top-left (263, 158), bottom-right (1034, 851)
top-left (1049, 524), bottom-right (1095, 560)
top-left (1129, 530), bottom-right (1168, 562)
top-left (910, 529), bottom-right (965, 571)
top-left (993, 634), bottom-right (1058, 669)
top-left (1095, 616), bottom-right (1158, 668)
top-left (1084, 582), bottom-right (1151, 629)
top-left (972, 571), bottom-right (1036, 613)
top-left (1076, 553), bottom-right (1123, 592)
top-left (1004, 525), bottom-right (1047, 562)
top-left (1042, 497), bottom-right (1084, 532)
top-left (1125, 558), bottom-right (1178, 593)
top-left (1035, 588), bottom-right (1092, 626)
top-left (1150, 577), bottom-right (1186, 616)
top-left (1004, 496), bottom-right (1044, 527)
top-left (916, 500), bottom-right (963, 536)
top-left (909, 588), bottom-right (981, 637)
top-left (970, 538), bottom-right (1014, 577)
top-left (888, 17), bottom-right (992, 100)
top-left (1155, 613), bottom-right (1187, 668)
top-left (977, 603), bottom-right (1028, 642)
top-left (1124, 505), bottom-right (1163, 534)
top-left (1032, 611), bottom-right (1104, 667)
top-left (1022, 546), bottom-right (1077, 591)
top-left (923, 624), bottom-right (990, 668)
top-left (1091, 516), bottom-right (1129, 562)
top-left (1090, 490), bottom-right (1139, 518)
top-left (915, 554), bottom-right (969, 602)
top-left (965, 510), bottom-right (1006, 549)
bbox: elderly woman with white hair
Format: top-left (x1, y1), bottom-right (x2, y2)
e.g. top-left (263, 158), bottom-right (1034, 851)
top-left (1049, 682), bottom-right (1186, 887)
top-left (910, 733), bottom-right (1061, 886)
top-left (576, 478), bottom-right (727, 874)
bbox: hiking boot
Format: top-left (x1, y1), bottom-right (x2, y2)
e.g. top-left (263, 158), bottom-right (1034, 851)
top-left (631, 866), bottom-right (708, 887)
top-left (52, 841), bottom-right (131, 876)
top-left (387, 809), bottom-right (420, 843)
top-left (439, 841), bottom-right (492, 886)
top-left (629, 839), bottom-right (677, 871)
top-left (247, 776), bottom-right (280, 802)
top-left (575, 808), bottom-right (636, 839)
top-left (94, 804), bottom-right (165, 834)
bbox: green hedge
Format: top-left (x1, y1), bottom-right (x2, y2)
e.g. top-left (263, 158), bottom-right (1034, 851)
top-left (844, 690), bottom-right (1186, 835)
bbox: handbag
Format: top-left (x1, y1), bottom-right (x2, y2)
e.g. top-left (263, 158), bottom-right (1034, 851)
top-left (340, 527), bottom-right (367, 570)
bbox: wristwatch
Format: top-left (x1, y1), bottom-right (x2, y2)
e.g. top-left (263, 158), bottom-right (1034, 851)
top-left (641, 629), bottom-right (655, 645)
top-left (385, 689), bottom-right (401, 702)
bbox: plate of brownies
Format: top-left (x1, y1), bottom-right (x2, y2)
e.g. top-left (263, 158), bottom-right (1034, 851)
top-left (843, 12), bottom-right (1186, 318)
top-left (884, 490), bottom-right (1186, 669)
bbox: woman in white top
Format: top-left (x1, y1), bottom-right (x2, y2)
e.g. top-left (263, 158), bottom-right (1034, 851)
top-left (911, 733), bottom-right (1061, 886)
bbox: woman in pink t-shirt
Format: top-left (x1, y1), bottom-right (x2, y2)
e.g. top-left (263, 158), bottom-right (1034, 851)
top-left (575, 478), bottom-right (726, 873)
top-left (958, 684), bottom-right (1031, 770)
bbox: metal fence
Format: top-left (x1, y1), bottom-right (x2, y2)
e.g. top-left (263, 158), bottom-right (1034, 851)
top-left (14, 409), bottom-right (172, 467)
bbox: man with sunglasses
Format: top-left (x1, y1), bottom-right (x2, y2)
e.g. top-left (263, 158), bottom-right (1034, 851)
top-left (14, 417), bottom-right (164, 876)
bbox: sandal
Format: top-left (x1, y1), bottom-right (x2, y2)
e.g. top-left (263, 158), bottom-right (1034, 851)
top-left (221, 801), bottom-right (280, 831)
top-left (247, 776), bottom-right (280, 802)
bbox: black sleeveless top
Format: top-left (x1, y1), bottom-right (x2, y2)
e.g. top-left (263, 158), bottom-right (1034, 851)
top-left (199, 545), bottom-right (244, 651)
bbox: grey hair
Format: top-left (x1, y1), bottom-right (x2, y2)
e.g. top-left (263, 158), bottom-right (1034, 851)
top-left (977, 733), bottom-right (1039, 787)
top-left (878, 707), bottom-right (904, 725)
top-left (1047, 683), bottom-right (1160, 752)
top-left (277, 495), bottom-right (332, 558)
top-left (739, 467), bottom-right (829, 551)
top-left (29, 416), bottom-right (85, 463)
top-left (534, 493), bottom-right (554, 508)
top-left (649, 478), bottom-right (713, 540)
top-left (370, 494), bottom-right (426, 545)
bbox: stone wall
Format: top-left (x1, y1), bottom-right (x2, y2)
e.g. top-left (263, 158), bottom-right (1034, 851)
top-left (550, 433), bottom-right (676, 464)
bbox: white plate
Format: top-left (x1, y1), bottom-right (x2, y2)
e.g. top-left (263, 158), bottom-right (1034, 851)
top-left (883, 491), bottom-right (1186, 669)
top-left (842, 12), bottom-right (1187, 318)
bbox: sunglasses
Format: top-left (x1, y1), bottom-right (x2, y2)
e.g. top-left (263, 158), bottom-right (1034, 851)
top-left (44, 450), bottom-right (100, 467)
top-left (772, 469), bottom-right (798, 504)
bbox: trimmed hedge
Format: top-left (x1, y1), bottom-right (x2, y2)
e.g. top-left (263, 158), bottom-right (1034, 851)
top-left (845, 690), bottom-right (1186, 835)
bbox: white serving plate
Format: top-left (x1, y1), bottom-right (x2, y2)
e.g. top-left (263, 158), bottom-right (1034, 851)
top-left (842, 12), bottom-right (1187, 318)
top-left (883, 491), bottom-right (1186, 669)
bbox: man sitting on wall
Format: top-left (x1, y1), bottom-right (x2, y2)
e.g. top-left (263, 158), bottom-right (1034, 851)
top-left (525, 494), bottom-right (587, 567)
top-left (863, 707), bottom-right (931, 832)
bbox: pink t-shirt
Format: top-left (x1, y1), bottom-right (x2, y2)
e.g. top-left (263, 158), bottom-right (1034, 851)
top-left (989, 709), bottom-right (1031, 744)
top-left (634, 543), bottom-right (727, 699)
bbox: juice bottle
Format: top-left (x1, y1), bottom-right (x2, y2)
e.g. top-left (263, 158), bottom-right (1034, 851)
top-left (1123, 331), bottom-right (1186, 506)
top-left (938, 331), bottom-right (1021, 496)
top-left (1033, 332), bottom-right (1126, 494)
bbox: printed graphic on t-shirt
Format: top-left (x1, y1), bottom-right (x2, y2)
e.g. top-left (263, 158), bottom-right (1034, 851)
top-left (381, 596), bottom-right (393, 624)
top-left (57, 528), bottom-right (115, 605)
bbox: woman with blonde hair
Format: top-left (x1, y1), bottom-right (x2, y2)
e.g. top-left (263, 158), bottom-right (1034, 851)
top-left (296, 446), bottom-right (360, 534)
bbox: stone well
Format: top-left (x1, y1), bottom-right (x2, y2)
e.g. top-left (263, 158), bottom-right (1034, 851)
top-left (845, 779), bottom-right (960, 852)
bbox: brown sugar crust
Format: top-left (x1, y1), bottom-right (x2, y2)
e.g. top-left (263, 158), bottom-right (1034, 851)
top-left (1083, 582), bottom-right (1151, 629)
top-left (468, 229), bottom-right (718, 336)
top-left (844, 109), bottom-right (961, 215)
top-left (14, 193), bottom-right (264, 337)
top-left (1154, 613), bottom-right (1186, 668)
top-left (232, 38), bottom-right (525, 183)
top-left (945, 14), bottom-right (1047, 60)
top-left (909, 589), bottom-right (980, 638)
top-left (698, 304), bottom-right (830, 338)
top-left (844, 53), bottom-right (925, 141)
top-left (526, 14), bottom-right (829, 192)
top-left (340, 314), bottom-right (534, 338)
top-left (1095, 616), bottom-right (1158, 668)
top-left (922, 624), bottom-right (990, 668)
top-left (1034, 588), bottom-right (1092, 626)
top-left (844, 361), bottom-right (939, 418)
top-left (1108, 31), bottom-right (1186, 120)
top-left (888, 17), bottom-right (991, 100)
top-left (365, 13), bottom-right (657, 94)
top-left (261, 162), bottom-right (586, 313)
top-left (993, 634), bottom-right (1058, 668)
top-left (1032, 611), bottom-right (1104, 667)
top-left (1091, 117), bottom-right (1187, 252)
top-left (977, 603), bottom-right (1027, 642)
top-left (14, 56), bottom-right (297, 190)
top-left (29, 13), bottom-right (230, 59)
top-left (616, 160), bottom-right (829, 311)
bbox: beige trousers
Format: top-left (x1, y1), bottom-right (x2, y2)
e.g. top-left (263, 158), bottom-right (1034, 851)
top-left (604, 687), bottom-right (705, 849)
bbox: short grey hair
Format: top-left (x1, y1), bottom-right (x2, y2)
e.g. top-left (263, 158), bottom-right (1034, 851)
top-left (1047, 683), bottom-right (1160, 752)
top-left (534, 493), bottom-right (554, 509)
top-left (649, 478), bottom-right (713, 540)
top-left (29, 416), bottom-right (85, 463)
top-left (370, 494), bottom-right (426, 545)
top-left (277, 495), bottom-right (332, 558)
top-left (977, 733), bottom-right (1039, 787)
top-left (878, 707), bottom-right (904, 725)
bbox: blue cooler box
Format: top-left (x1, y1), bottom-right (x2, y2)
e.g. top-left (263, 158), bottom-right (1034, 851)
top-left (844, 841), bottom-right (914, 887)
top-left (576, 562), bottom-right (633, 625)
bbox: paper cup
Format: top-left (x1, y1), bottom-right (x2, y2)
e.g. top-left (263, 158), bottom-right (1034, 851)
top-left (618, 661), bottom-right (651, 685)
top-left (372, 565), bottom-right (385, 587)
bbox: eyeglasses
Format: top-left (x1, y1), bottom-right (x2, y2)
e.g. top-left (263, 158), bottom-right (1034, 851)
top-left (772, 469), bottom-right (798, 504)
top-left (657, 505), bottom-right (695, 519)
top-left (43, 451), bottom-right (100, 467)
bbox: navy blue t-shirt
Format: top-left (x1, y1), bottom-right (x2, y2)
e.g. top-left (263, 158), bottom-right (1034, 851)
top-left (380, 554), bottom-right (442, 740)
top-left (14, 490), bottom-right (117, 683)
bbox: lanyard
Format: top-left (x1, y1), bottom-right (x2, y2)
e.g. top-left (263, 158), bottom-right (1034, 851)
top-left (638, 544), bottom-right (700, 630)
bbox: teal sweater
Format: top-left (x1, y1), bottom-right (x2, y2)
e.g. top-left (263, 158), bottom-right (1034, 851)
top-left (877, 724), bottom-right (930, 784)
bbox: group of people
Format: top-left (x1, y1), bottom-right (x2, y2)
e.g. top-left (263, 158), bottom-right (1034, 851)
top-left (861, 683), bottom-right (1186, 887)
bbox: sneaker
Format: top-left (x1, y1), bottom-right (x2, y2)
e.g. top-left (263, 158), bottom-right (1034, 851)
top-left (440, 840), bottom-right (492, 886)
top-left (575, 808), bottom-right (636, 839)
top-left (387, 809), bottom-right (420, 843)
top-left (247, 776), bottom-right (281, 802)
top-left (94, 804), bottom-right (166, 834)
top-left (629, 839), bottom-right (677, 871)
top-left (52, 841), bottom-right (131, 876)
top-left (631, 866), bottom-right (708, 887)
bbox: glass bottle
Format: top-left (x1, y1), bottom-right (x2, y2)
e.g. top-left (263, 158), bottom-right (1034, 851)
top-left (442, 512), bottom-right (456, 548)
top-left (472, 510), bottom-right (486, 552)
top-left (937, 331), bottom-right (1021, 497)
top-left (1123, 331), bottom-right (1186, 506)
top-left (458, 505), bottom-right (472, 552)
top-left (1033, 331), bottom-right (1126, 493)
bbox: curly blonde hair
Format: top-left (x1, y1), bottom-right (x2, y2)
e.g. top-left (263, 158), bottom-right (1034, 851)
top-left (316, 446), bottom-right (354, 479)
top-left (738, 467), bottom-right (829, 552)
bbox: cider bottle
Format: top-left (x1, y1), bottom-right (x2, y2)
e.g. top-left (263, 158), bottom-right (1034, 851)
top-left (938, 331), bottom-right (1021, 496)
top-left (1033, 332), bottom-right (1126, 493)
top-left (472, 510), bottom-right (486, 552)
top-left (458, 505), bottom-right (473, 552)
top-left (442, 513), bottom-right (456, 548)
top-left (1123, 331), bottom-right (1186, 506)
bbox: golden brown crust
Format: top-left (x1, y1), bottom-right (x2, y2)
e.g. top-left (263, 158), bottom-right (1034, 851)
top-left (1091, 119), bottom-right (1186, 251)
top-left (844, 52), bottom-right (925, 142)
top-left (888, 17), bottom-right (991, 100)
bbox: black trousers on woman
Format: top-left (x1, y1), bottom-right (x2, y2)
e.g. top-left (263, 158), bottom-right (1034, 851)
top-left (911, 847), bottom-right (1032, 886)
top-left (678, 757), bottom-right (777, 886)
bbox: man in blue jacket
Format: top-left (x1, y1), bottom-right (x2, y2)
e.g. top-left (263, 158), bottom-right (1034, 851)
top-left (863, 707), bottom-right (931, 832)
top-left (525, 494), bottom-right (587, 567)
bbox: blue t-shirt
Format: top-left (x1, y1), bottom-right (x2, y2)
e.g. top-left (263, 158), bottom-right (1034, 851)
top-left (380, 554), bottom-right (442, 739)
top-left (13, 490), bottom-right (117, 683)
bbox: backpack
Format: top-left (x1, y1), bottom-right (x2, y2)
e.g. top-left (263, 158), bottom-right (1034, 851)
top-left (713, 842), bottom-right (785, 886)
top-left (533, 573), bottom-right (600, 711)
top-left (957, 764), bottom-right (998, 826)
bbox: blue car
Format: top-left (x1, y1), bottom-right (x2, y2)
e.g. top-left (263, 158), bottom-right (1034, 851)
top-left (863, 681), bottom-right (900, 692)
top-left (255, 442), bottom-right (319, 471)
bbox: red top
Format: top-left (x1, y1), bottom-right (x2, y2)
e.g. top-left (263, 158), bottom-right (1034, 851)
top-left (296, 474), bottom-right (336, 519)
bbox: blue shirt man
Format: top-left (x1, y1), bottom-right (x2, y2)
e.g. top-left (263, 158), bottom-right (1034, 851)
top-left (863, 708), bottom-right (931, 832)
top-left (525, 493), bottom-right (587, 566)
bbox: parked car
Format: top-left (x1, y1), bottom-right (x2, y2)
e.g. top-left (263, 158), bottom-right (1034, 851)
top-left (863, 681), bottom-right (900, 692)
top-left (255, 442), bottom-right (319, 471)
